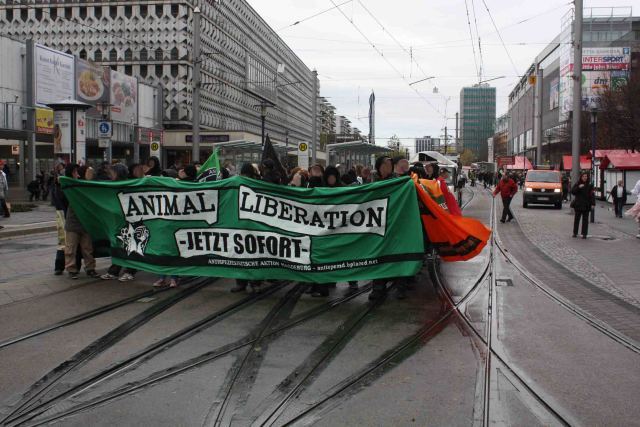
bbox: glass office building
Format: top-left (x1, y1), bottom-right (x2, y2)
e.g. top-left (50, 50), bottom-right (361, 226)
top-left (459, 85), bottom-right (496, 162)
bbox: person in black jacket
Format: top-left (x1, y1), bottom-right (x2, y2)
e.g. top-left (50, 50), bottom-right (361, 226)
top-left (610, 180), bottom-right (627, 218)
top-left (571, 172), bottom-right (595, 239)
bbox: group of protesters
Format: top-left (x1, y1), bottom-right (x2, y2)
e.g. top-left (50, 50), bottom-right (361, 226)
top-left (51, 153), bottom-right (466, 301)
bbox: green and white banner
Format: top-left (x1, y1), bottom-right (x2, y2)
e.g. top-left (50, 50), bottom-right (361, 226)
top-left (61, 176), bottom-right (425, 282)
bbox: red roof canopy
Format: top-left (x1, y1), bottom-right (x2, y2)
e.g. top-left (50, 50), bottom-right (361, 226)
top-left (590, 149), bottom-right (629, 159)
top-left (505, 156), bottom-right (532, 170)
top-left (604, 152), bottom-right (640, 170)
top-left (562, 155), bottom-right (591, 171)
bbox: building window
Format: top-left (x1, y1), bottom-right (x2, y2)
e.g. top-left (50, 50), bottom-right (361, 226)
top-left (64, 7), bottom-right (72, 20)
top-left (111, 65), bottom-right (117, 71)
top-left (155, 4), bottom-right (163, 18)
top-left (94, 6), bottom-right (102, 19)
top-left (79, 6), bottom-right (86, 19)
top-left (140, 4), bottom-right (148, 17)
top-left (124, 5), bottom-right (132, 18)
top-left (140, 65), bottom-right (148, 77)
top-left (171, 64), bottom-right (179, 77)
top-left (35, 8), bottom-right (43, 21)
top-left (109, 6), bottom-right (117, 19)
top-left (155, 48), bottom-right (163, 61)
top-left (125, 65), bottom-right (132, 76)
top-left (140, 48), bottom-right (148, 61)
top-left (170, 108), bottom-right (179, 121)
top-left (49, 7), bottom-right (57, 20)
top-left (94, 49), bottom-right (102, 61)
top-left (6, 9), bottom-right (13, 21)
top-left (124, 48), bottom-right (132, 61)
top-left (79, 49), bottom-right (87, 60)
top-left (170, 47), bottom-right (179, 60)
top-left (21, 8), bottom-right (28, 21)
top-left (109, 49), bottom-right (117, 62)
top-left (171, 4), bottom-right (179, 17)
top-left (155, 65), bottom-right (163, 78)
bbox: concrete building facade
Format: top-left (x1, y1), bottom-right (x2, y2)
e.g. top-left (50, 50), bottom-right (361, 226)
top-left (0, 0), bottom-right (319, 167)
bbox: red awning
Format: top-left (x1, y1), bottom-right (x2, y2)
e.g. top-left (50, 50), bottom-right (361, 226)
top-left (562, 155), bottom-right (591, 171)
top-left (505, 156), bottom-right (532, 170)
top-left (591, 149), bottom-right (629, 159)
top-left (603, 152), bottom-right (640, 170)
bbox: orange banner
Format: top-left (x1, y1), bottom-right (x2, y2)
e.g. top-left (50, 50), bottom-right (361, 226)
top-left (414, 178), bottom-right (491, 262)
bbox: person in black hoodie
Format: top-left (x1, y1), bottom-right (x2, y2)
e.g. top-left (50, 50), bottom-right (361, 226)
top-left (571, 173), bottom-right (595, 239)
top-left (178, 164), bottom-right (198, 181)
top-left (146, 156), bottom-right (162, 176)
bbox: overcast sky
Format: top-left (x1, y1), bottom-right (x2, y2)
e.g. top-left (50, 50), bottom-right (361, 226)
top-left (247, 0), bottom-right (637, 149)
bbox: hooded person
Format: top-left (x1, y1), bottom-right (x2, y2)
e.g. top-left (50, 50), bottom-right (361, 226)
top-left (178, 164), bottom-right (198, 182)
top-left (146, 156), bottom-right (162, 176)
top-left (323, 165), bottom-right (342, 188)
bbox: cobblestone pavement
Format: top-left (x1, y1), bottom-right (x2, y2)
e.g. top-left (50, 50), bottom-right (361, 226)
top-left (505, 192), bottom-right (640, 308)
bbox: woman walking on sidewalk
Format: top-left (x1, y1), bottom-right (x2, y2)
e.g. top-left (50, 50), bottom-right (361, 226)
top-left (571, 173), bottom-right (595, 239)
top-left (625, 178), bottom-right (640, 238)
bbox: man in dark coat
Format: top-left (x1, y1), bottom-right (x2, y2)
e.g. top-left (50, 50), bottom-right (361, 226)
top-left (571, 173), bottom-right (595, 239)
top-left (610, 179), bottom-right (627, 218)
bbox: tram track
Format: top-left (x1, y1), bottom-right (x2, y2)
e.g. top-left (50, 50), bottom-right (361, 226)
top-left (0, 277), bottom-right (213, 426)
top-left (0, 286), bottom-right (173, 350)
top-left (12, 284), bottom-right (376, 426)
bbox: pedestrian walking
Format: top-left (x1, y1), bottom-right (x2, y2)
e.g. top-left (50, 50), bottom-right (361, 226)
top-left (625, 178), bottom-right (640, 238)
top-left (493, 174), bottom-right (518, 223)
top-left (571, 173), bottom-right (595, 239)
top-left (609, 180), bottom-right (627, 218)
top-left (0, 165), bottom-right (9, 218)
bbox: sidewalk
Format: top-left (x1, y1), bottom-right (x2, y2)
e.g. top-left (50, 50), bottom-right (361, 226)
top-left (0, 202), bottom-right (57, 239)
top-left (508, 192), bottom-right (640, 307)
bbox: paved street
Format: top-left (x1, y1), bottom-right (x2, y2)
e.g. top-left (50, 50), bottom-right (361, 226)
top-left (0, 186), bottom-right (638, 426)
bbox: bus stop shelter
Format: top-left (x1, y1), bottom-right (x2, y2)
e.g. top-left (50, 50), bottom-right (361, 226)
top-left (212, 139), bottom-right (297, 169)
top-left (327, 141), bottom-right (391, 169)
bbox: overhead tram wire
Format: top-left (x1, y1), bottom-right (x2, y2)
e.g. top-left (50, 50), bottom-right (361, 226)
top-left (277, 0), bottom-right (354, 31)
top-left (481, 0), bottom-right (520, 77)
top-left (463, 0), bottom-right (481, 82)
top-left (327, 0), bottom-right (445, 119)
top-left (469, 0), bottom-right (485, 82)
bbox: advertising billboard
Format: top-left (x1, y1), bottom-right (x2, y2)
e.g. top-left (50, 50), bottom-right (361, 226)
top-left (582, 47), bottom-right (631, 71)
top-left (110, 70), bottom-right (138, 124)
top-left (36, 108), bottom-right (54, 134)
top-left (76, 59), bottom-right (110, 109)
top-left (53, 110), bottom-right (71, 154)
top-left (549, 78), bottom-right (559, 110)
top-left (35, 44), bottom-right (75, 106)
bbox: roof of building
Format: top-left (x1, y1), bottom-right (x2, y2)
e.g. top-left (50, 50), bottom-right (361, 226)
top-left (601, 152), bottom-right (640, 170)
top-left (327, 141), bottom-right (391, 155)
top-left (562, 155), bottom-right (591, 170)
top-left (505, 156), bottom-right (533, 170)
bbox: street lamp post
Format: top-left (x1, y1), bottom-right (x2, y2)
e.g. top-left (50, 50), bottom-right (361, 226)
top-left (590, 104), bottom-right (597, 223)
top-left (260, 103), bottom-right (267, 146)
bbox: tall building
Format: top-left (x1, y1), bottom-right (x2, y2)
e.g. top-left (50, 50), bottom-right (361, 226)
top-left (507, 9), bottom-right (640, 166)
top-left (459, 85), bottom-right (496, 162)
top-left (0, 1), bottom-right (319, 166)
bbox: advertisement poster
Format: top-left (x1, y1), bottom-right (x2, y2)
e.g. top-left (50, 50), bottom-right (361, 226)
top-left (549, 78), bottom-right (559, 110)
top-left (110, 70), bottom-right (138, 124)
top-left (582, 47), bottom-right (631, 71)
top-left (76, 59), bottom-right (110, 117)
top-left (35, 44), bottom-right (75, 106)
top-left (53, 110), bottom-right (71, 154)
top-left (36, 108), bottom-right (54, 134)
top-left (76, 109), bottom-right (87, 170)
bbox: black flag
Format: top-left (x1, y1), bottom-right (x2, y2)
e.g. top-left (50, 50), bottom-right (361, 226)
top-left (261, 134), bottom-right (287, 184)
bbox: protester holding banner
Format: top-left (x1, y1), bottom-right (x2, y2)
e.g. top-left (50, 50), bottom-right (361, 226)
top-left (146, 156), bottom-right (161, 177)
top-left (63, 164), bottom-right (97, 279)
top-left (438, 168), bottom-right (462, 217)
